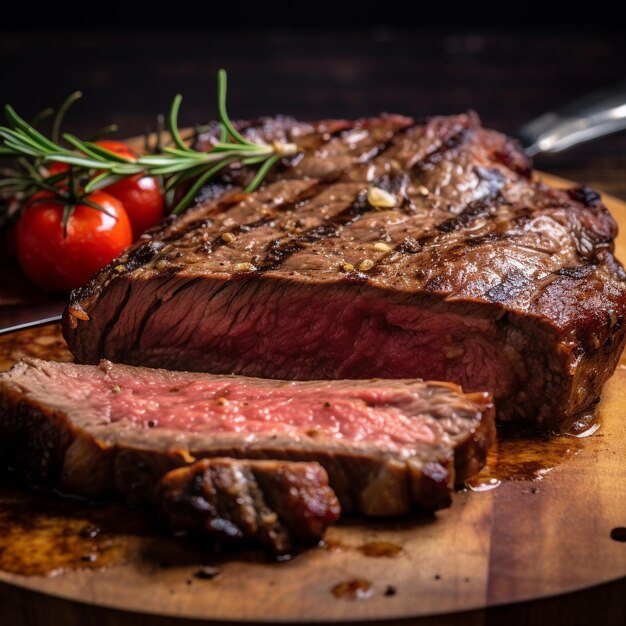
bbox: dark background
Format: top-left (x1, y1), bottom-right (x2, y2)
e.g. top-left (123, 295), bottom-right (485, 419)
top-left (1, 14), bottom-right (626, 623)
top-left (2, 16), bottom-right (626, 198)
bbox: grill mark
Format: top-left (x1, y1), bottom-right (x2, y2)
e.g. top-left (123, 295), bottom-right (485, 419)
top-left (273, 181), bottom-right (327, 213)
top-left (436, 167), bottom-right (507, 234)
top-left (374, 172), bottom-right (410, 197)
top-left (348, 122), bottom-right (418, 171)
top-left (240, 120), bottom-right (365, 181)
top-left (416, 128), bottom-right (474, 169)
top-left (97, 281), bottom-right (133, 360)
top-left (485, 270), bottom-right (531, 303)
top-left (306, 119), bottom-right (416, 173)
top-left (354, 125), bottom-right (415, 164)
top-left (124, 240), bottom-right (166, 272)
top-left (395, 236), bottom-right (424, 254)
top-left (279, 121), bottom-right (416, 185)
top-left (162, 192), bottom-right (249, 242)
top-left (557, 265), bottom-right (596, 279)
top-left (436, 196), bottom-right (500, 233)
top-left (202, 217), bottom-right (275, 255)
top-left (568, 186), bottom-right (602, 208)
top-left (464, 232), bottom-right (508, 247)
top-left (368, 187), bottom-right (508, 275)
top-left (258, 190), bottom-right (371, 271)
top-left (201, 182), bottom-right (325, 255)
top-left (367, 170), bottom-right (412, 201)
top-left (474, 166), bottom-right (506, 194)
top-left (260, 225), bottom-right (342, 271)
top-left (159, 123), bottom-right (495, 278)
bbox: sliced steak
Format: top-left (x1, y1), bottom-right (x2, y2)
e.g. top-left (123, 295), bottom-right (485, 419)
top-left (62, 113), bottom-right (626, 432)
top-left (0, 358), bottom-right (494, 516)
top-left (157, 458), bottom-right (341, 554)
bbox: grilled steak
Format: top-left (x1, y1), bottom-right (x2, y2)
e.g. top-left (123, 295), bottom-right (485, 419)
top-left (0, 358), bottom-right (494, 516)
top-left (158, 458), bottom-right (340, 554)
top-left (63, 112), bottom-right (626, 431)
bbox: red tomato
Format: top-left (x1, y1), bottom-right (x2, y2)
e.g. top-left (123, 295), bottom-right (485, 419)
top-left (94, 140), bottom-right (164, 238)
top-left (46, 140), bottom-right (164, 239)
top-left (17, 191), bottom-right (132, 293)
top-left (46, 161), bottom-right (69, 177)
top-left (94, 139), bottom-right (138, 161)
top-left (103, 174), bottom-right (164, 238)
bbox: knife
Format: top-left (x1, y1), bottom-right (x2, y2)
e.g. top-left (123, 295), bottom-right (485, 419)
top-left (512, 78), bottom-right (626, 156)
top-left (0, 301), bottom-right (66, 336)
top-left (2, 82), bottom-right (626, 336)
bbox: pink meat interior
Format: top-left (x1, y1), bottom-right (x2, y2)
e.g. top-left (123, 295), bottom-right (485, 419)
top-left (35, 365), bottom-right (450, 447)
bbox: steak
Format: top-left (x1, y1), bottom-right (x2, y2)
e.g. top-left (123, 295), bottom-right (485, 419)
top-left (0, 358), bottom-right (494, 517)
top-left (158, 458), bottom-right (340, 554)
top-left (62, 112), bottom-right (626, 431)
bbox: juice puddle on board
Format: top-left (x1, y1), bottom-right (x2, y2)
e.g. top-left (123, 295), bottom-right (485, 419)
top-left (0, 483), bottom-right (155, 576)
top-left (465, 417), bottom-right (593, 491)
top-left (0, 480), bottom-right (279, 577)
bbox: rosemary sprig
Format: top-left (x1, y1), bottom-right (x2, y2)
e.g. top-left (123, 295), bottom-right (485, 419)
top-left (0, 70), bottom-right (299, 216)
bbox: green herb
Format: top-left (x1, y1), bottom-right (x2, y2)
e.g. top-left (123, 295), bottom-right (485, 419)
top-left (0, 91), bottom-right (118, 232)
top-left (0, 70), bottom-right (298, 217)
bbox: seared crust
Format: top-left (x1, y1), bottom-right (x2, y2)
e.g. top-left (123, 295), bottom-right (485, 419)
top-left (157, 458), bottom-right (341, 554)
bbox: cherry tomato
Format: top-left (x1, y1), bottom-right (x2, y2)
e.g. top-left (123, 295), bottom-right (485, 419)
top-left (46, 140), bottom-right (164, 239)
top-left (94, 139), bottom-right (139, 161)
top-left (94, 140), bottom-right (164, 238)
top-left (103, 174), bottom-right (164, 238)
top-left (17, 190), bottom-right (132, 292)
top-left (46, 161), bottom-right (69, 177)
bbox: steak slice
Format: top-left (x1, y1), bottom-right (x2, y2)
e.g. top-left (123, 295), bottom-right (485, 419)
top-left (62, 113), bottom-right (626, 432)
top-left (0, 358), bottom-right (494, 516)
top-left (157, 458), bottom-right (341, 554)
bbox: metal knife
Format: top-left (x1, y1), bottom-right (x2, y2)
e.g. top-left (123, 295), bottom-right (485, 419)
top-left (2, 81), bottom-right (626, 335)
top-left (513, 78), bottom-right (626, 155)
top-left (0, 300), bottom-right (66, 336)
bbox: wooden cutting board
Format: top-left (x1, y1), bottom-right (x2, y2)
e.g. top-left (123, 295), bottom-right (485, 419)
top-left (0, 174), bottom-right (625, 626)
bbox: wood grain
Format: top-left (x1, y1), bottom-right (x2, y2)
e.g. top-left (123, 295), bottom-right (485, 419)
top-left (0, 176), bottom-right (625, 625)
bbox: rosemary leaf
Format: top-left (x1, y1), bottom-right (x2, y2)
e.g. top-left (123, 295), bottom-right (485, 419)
top-left (171, 156), bottom-right (238, 215)
top-left (52, 91), bottom-right (82, 145)
top-left (168, 95), bottom-right (190, 152)
top-left (216, 69), bottom-right (254, 147)
top-left (81, 197), bottom-right (118, 219)
top-left (30, 107), bottom-right (55, 128)
top-left (245, 154), bottom-right (281, 192)
top-left (84, 172), bottom-right (126, 193)
top-left (4, 105), bottom-right (63, 154)
top-left (62, 203), bottom-right (73, 238)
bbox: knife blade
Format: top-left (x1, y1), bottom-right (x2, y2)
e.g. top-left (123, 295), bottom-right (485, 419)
top-left (0, 301), bottom-right (65, 336)
top-left (512, 78), bottom-right (626, 156)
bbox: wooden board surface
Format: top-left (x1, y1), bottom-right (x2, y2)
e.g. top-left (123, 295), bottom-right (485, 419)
top-left (0, 174), bottom-right (625, 625)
